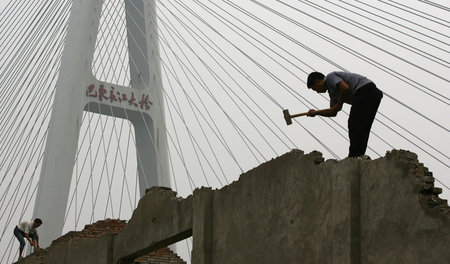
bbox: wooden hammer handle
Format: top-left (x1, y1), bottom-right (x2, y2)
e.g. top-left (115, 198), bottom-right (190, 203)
top-left (290, 112), bottom-right (308, 118)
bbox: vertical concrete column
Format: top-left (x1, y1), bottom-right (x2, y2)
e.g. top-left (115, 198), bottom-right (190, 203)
top-left (33, 0), bottom-right (104, 248)
top-left (124, 0), bottom-right (170, 193)
top-left (350, 162), bottom-right (362, 264)
top-left (192, 188), bottom-right (213, 264)
top-left (330, 159), bottom-right (361, 264)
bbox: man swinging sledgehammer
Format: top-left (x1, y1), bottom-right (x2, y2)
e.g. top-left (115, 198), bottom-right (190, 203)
top-left (305, 71), bottom-right (383, 158)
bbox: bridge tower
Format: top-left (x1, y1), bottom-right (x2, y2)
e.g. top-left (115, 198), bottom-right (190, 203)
top-left (33, 0), bottom-right (169, 247)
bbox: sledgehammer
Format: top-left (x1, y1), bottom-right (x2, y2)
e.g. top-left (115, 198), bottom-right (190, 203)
top-left (283, 109), bottom-right (308, 125)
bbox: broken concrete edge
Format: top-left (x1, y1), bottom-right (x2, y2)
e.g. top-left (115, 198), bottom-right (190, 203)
top-left (117, 185), bottom-right (192, 233)
top-left (218, 149), bottom-right (323, 192)
top-left (112, 187), bottom-right (193, 263)
top-left (15, 248), bottom-right (48, 264)
top-left (145, 185), bottom-right (173, 194)
top-left (256, 149), bottom-right (449, 220)
top-left (385, 149), bottom-right (450, 219)
top-left (299, 148), bottom-right (449, 219)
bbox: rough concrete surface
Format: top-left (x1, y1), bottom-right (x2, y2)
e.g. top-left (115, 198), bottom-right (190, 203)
top-left (208, 150), bottom-right (365, 264)
top-left (360, 150), bottom-right (450, 264)
top-left (17, 149), bottom-right (449, 264)
top-left (113, 187), bottom-right (193, 263)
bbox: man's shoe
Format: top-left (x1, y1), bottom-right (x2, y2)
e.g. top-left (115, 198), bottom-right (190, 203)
top-left (358, 155), bottom-right (371, 160)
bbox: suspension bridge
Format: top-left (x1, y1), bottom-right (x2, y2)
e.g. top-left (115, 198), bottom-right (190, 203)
top-left (0, 0), bottom-right (448, 262)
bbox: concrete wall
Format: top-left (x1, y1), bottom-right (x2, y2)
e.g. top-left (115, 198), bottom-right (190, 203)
top-left (113, 187), bottom-right (193, 263)
top-left (208, 150), bottom-right (359, 264)
top-left (360, 151), bottom-right (450, 263)
top-left (18, 149), bottom-right (449, 264)
top-left (203, 149), bottom-right (449, 264)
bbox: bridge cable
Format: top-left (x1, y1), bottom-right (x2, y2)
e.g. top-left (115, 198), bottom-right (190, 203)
top-left (167, 0), bottom-right (340, 159)
top-left (379, 0), bottom-right (450, 27)
top-left (353, 0), bottom-right (450, 40)
top-left (418, 0), bottom-right (450, 12)
top-left (324, 0), bottom-right (448, 53)
top-left (299, 0), bottom-right (448, 67)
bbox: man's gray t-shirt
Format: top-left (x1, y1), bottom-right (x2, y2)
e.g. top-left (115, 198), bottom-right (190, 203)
top-left (17, 221), bottom-right (37, 235)
top-left (325, 71), bottom-right (373, 107)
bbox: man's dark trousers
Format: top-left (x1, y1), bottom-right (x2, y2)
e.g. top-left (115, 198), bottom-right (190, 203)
top-left (348, 83), bottom-right (383, 157)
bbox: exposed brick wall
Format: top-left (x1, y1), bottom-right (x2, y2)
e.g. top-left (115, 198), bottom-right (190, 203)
top-left (19, 219), bottom-right (187, 264)
top-left (51, 219), bottom-right (127, 243)
top-left (134, 247), bottom-right (187, 264)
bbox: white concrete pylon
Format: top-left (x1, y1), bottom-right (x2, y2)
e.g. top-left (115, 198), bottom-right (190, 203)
top-left (33, 0), bottom-right (169, 247)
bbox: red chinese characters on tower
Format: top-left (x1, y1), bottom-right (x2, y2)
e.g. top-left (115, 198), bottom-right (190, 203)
top-left (128, 92), bottom-right (138, 107)
top-left (121, 93), bottom-right (128, 102)
top-left (98, 84), bottom-right (109, 102)
top-left (85, 83), bottom-right (152, 111)
top-left (138, 94), bottom-right (153, 110)
top-left (109, 87), bottom-right (117, 103)
top-left (86, 84), bottom-right (97, 98)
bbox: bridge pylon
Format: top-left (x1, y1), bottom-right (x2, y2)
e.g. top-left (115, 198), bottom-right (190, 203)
top-left (33, 0), bottom-right (169, 247)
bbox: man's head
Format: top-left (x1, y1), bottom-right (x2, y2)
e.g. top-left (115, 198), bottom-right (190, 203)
top-left (307, 72), bottom-right (327, 93)
top-left (33, 218), bottom-right (42, 228)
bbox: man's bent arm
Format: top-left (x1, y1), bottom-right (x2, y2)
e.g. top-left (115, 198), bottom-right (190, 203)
top-left (308, 101), bottom-right (343, 117)
top-left (24, 233), bottom-right (33, 244)
top-left (308, 80), bottom-right (348, 117)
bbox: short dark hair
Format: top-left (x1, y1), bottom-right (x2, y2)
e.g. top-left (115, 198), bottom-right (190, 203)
top-left (34, 218), bottom-right (43, 225)
top-left (307, 72), bottom-right (325, 88)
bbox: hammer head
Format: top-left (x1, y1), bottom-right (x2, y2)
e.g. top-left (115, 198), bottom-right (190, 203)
top-left (283, 109), bottom-right (292, 125)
